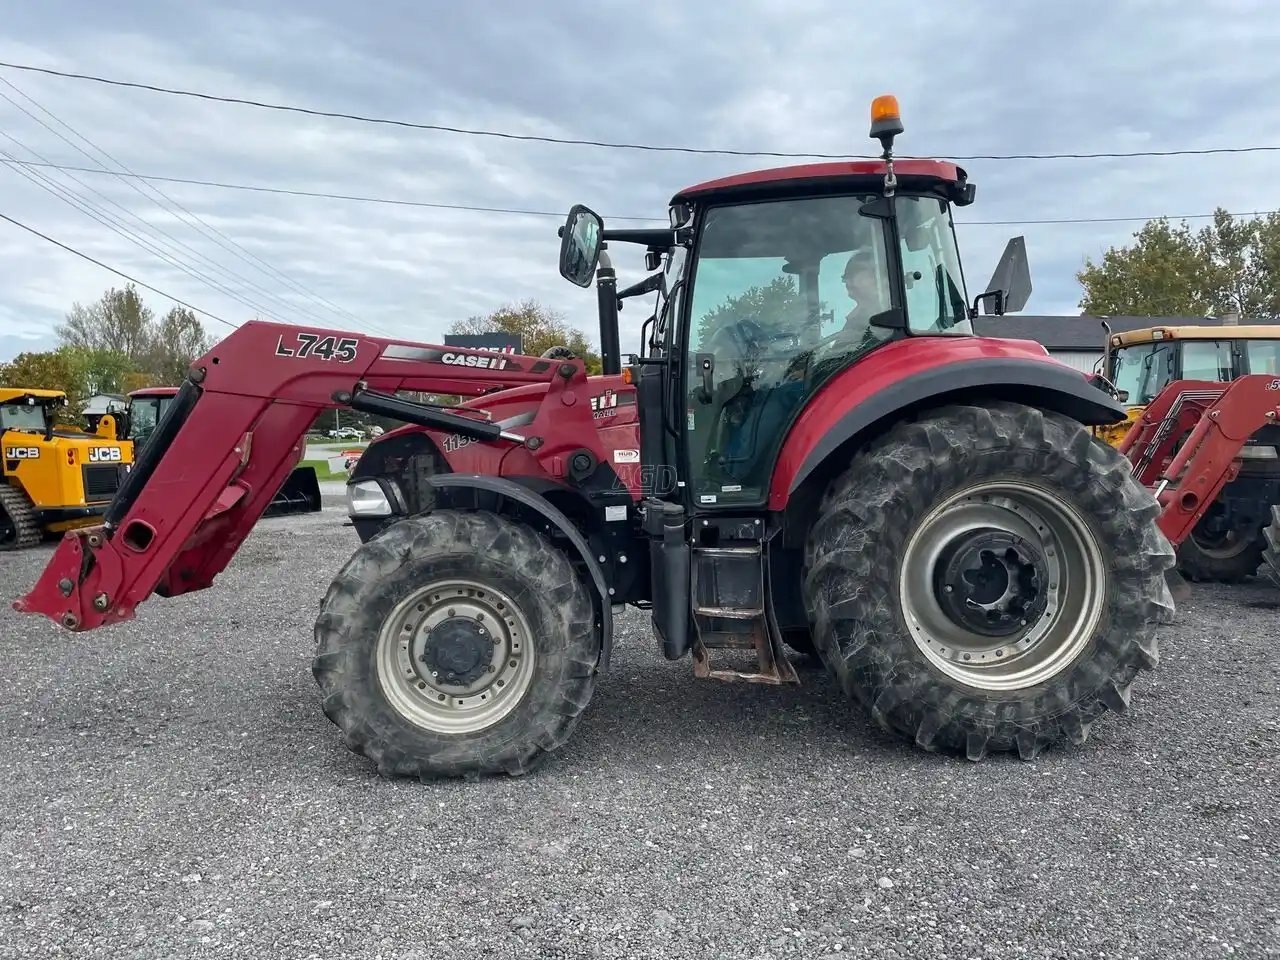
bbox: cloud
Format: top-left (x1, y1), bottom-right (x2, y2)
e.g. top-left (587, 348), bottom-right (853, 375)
top-left (0, 0), bottom-right (1277, 363)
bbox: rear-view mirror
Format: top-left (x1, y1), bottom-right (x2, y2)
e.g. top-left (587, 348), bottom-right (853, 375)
top-left (979, 236), bottom-right (1032, 315)
top-left (558, 204), bottom-right (604, 288)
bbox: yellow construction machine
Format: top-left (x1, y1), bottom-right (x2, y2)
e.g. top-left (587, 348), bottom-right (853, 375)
top-left (1097, 322), bottom-right (1280, 581)
top-left (0, 387), bottom-right (135, 550)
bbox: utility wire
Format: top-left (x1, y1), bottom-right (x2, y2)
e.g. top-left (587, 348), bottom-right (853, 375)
top-left (0, 76), bottom-right (374, 333)
top-left (0, 209), bottom-right (232, 328)
top-left (0, 128), bottom-right (313, 325)
top-left (0, 82), bottom-right (349, 329)
top-left (1, 60), bottom-right (1278, 163)
top-left (1, 157), bottom-right (1275, 228)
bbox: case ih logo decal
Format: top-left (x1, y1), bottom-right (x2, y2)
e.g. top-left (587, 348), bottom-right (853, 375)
top-left (381, 344), bottom-right (524, 372)
top-left (4, 446), bottom-right (39, 459)
top-left (440, 352), bottom-right (509, 370)
top-left (275, 333), bottom-right (360, 362)
top-left (88, 447), bottom-right (123, 462)
top-left (590, 391), bottom-right (619, 418)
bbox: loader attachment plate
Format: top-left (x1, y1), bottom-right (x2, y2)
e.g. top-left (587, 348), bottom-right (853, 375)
top-left (13, 320), bottom-right (598, 632)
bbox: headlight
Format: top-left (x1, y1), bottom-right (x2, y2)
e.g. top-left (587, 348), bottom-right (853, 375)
top-left (346, 479), bottom-right (394, 517)
top-left (1238, 445), bottom-right (1279, 460)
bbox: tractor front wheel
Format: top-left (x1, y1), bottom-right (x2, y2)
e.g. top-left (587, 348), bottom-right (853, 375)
top-left (803, 401), bottom-right (1175, 761)
top-left (313, 510), bottom-right (599, 779)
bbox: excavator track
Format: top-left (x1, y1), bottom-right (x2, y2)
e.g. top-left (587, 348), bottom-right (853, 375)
top-left (0, 484), bottom-right (41, 550)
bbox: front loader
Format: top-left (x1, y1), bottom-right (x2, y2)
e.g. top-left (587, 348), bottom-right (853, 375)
top-left (16, 96), bottom-right (1177, 778)
top-left (123, 386), bottom-right (322, 517)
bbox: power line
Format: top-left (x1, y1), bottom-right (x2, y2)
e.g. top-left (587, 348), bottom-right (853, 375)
top-left (2, 60), bottom-right (1277, 163)
top-left (0, 78), bottom-right (371, 331)
top-left (0, 126), bottom-right (319, 326)
top-left (0, 142), bottom-right (293, 323)
top-left (0, 209), bottom-right (232, 328)
top-left (0, 157), bottom-right (1275, 228)
top-left (0, 158), bottom-right (661, 221)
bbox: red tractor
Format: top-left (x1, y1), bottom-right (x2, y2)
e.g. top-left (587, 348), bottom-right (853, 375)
top-left (15, 97), bottom-right (1176, 777)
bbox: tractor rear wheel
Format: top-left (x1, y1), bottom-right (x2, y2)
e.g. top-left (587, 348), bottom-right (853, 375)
top-left (313, 510), bottom-right (599, 779)
top-left (1259, 505), bottom-right (1280, 589)
top-left (803, 401), bottom-right (1175, 761)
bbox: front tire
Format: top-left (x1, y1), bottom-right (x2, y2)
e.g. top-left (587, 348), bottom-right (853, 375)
top-left (802, 401), bottom-right (1175, 761)
top-left (1176, 507), bottom-right (1264, 583)
top-left (313, 510), bottom-right (599, 779)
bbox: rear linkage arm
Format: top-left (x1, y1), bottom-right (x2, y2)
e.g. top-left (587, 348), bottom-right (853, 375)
top-left (15, 320), bottom-right (607, 633)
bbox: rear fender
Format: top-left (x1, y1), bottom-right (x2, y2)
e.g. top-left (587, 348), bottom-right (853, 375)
top-left (418, 474), bottom-right (615, 673)
top-left (774, 352), bottom-right (1128, 543)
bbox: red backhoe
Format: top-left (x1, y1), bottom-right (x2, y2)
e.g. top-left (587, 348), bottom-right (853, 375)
top-left (15, 96), bottom-right (1180, 778)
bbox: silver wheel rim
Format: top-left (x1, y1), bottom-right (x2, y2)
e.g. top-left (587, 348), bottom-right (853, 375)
top-left (898, 480), bottom-right (1106, 692)
top-left (375, 578), bottom-right (536, 734)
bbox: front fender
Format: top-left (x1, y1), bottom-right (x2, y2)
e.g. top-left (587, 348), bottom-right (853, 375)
top-left (771, 342), bottom-right (1127, 510)
top-left (424, 474), bottom-right (615, 672)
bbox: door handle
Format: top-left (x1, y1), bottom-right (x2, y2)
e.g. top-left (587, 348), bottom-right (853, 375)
top-left (695, 353), bottom-right (715, 403)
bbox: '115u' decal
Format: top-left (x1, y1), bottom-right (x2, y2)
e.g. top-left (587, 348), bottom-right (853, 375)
top-left (275, 333), bottom-right (359, 362)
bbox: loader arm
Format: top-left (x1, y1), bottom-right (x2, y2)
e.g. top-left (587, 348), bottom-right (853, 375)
top-left (15, 320), bottom-right (606, 632)
top-left (1117, 374), bottom-right (1280, 545)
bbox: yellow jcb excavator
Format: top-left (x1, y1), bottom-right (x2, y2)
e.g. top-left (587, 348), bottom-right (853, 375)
top-left (1, 387), bottom-right (135, 550)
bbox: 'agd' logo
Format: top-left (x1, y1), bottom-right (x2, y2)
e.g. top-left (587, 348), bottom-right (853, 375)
top-left (88, 447), bottom-right (123, 463)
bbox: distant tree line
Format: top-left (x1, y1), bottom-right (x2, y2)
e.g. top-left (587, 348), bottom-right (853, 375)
top-left (0, 283), bottom-right (215, 424)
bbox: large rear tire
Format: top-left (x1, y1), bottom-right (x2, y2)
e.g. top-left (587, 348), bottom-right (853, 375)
top-left (802, 401), bottom-right (1175, 761)
top-left (313, 510), bottom-right (599, 779)
top-left (1259, 504), bottom-right (1280, 589)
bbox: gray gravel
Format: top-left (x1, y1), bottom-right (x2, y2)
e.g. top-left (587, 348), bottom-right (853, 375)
top-left (1, 506), bottom-right (1277, 959)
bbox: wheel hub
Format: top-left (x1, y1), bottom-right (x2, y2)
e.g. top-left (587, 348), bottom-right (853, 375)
top-left (935, 529), bottom-right (1048, 637)
top-left (375, 579), bottom-right (536, 735)
top-left (898, 483), bottom-right (1105, 693)
top-left (421, 617), bottom-right (495, 686)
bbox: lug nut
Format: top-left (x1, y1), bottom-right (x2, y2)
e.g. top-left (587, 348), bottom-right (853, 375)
top-left (58, 578), bottom-right (73, 597)
top-left (92, 593), bottom-right (110, 611)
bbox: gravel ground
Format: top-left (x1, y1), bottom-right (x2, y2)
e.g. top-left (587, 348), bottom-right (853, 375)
top-left (0, 506), bottom-right (1276, 959)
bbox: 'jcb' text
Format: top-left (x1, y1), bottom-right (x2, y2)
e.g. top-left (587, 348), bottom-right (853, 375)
top-left (88, 447), bottom-right (123, 463)
top-left (4, 447), bottom-right (39, 459)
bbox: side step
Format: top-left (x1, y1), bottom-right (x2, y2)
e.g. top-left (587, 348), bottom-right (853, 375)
top-left (691, 542), bottom-right (798, 685)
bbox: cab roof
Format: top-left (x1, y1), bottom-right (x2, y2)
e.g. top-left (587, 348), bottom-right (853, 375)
top-left (1113, 323), bottom-right (1280, 346)
top-left (128, 386), bottom-right (179, 398)
top-left (671, 159), bottom-right (972, 206)
top-left (0, 387), bottom-right (65, 402)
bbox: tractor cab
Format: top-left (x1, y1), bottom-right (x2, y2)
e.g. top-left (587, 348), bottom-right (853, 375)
top-left (123, 386), bottom-right (180, 449)
top-left (0, 388), bottom-right (64, 438)
top-left (560, 95), bottom-right (1032, 512)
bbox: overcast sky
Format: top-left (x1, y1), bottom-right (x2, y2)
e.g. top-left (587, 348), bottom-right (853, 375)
top-left (1, 0), bottom-right (1278, 361)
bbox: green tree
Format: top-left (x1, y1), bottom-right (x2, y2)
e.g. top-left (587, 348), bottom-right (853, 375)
top-left (1078, 209), bottom-right (1280, 317)
top-left (448, 299), bottom-right (602, 374)
top-left (58, 284), bottom-right (155, 358)
top-left (147, 307), bottom-right (214, 384)
top-left (0, 347), bottom-right (94, 424)
top-left (54, 284), bottom-right (214, 386)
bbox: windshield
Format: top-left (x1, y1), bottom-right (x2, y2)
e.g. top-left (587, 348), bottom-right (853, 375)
top-left (652, 246), bottom-right (687, 353)
top-left (897, 195), bottom-right (970, 334)
top-left (1111, 342), bottom-right (1175, 405)
top-left (1181, 340), bottom-right (1233, 382)
top-left (1246, 339), bottom-right (1280, 374)
top-left (128, 397), bottom-right (167, 446)
top-left (0, 401), bottom-right (48, 432)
